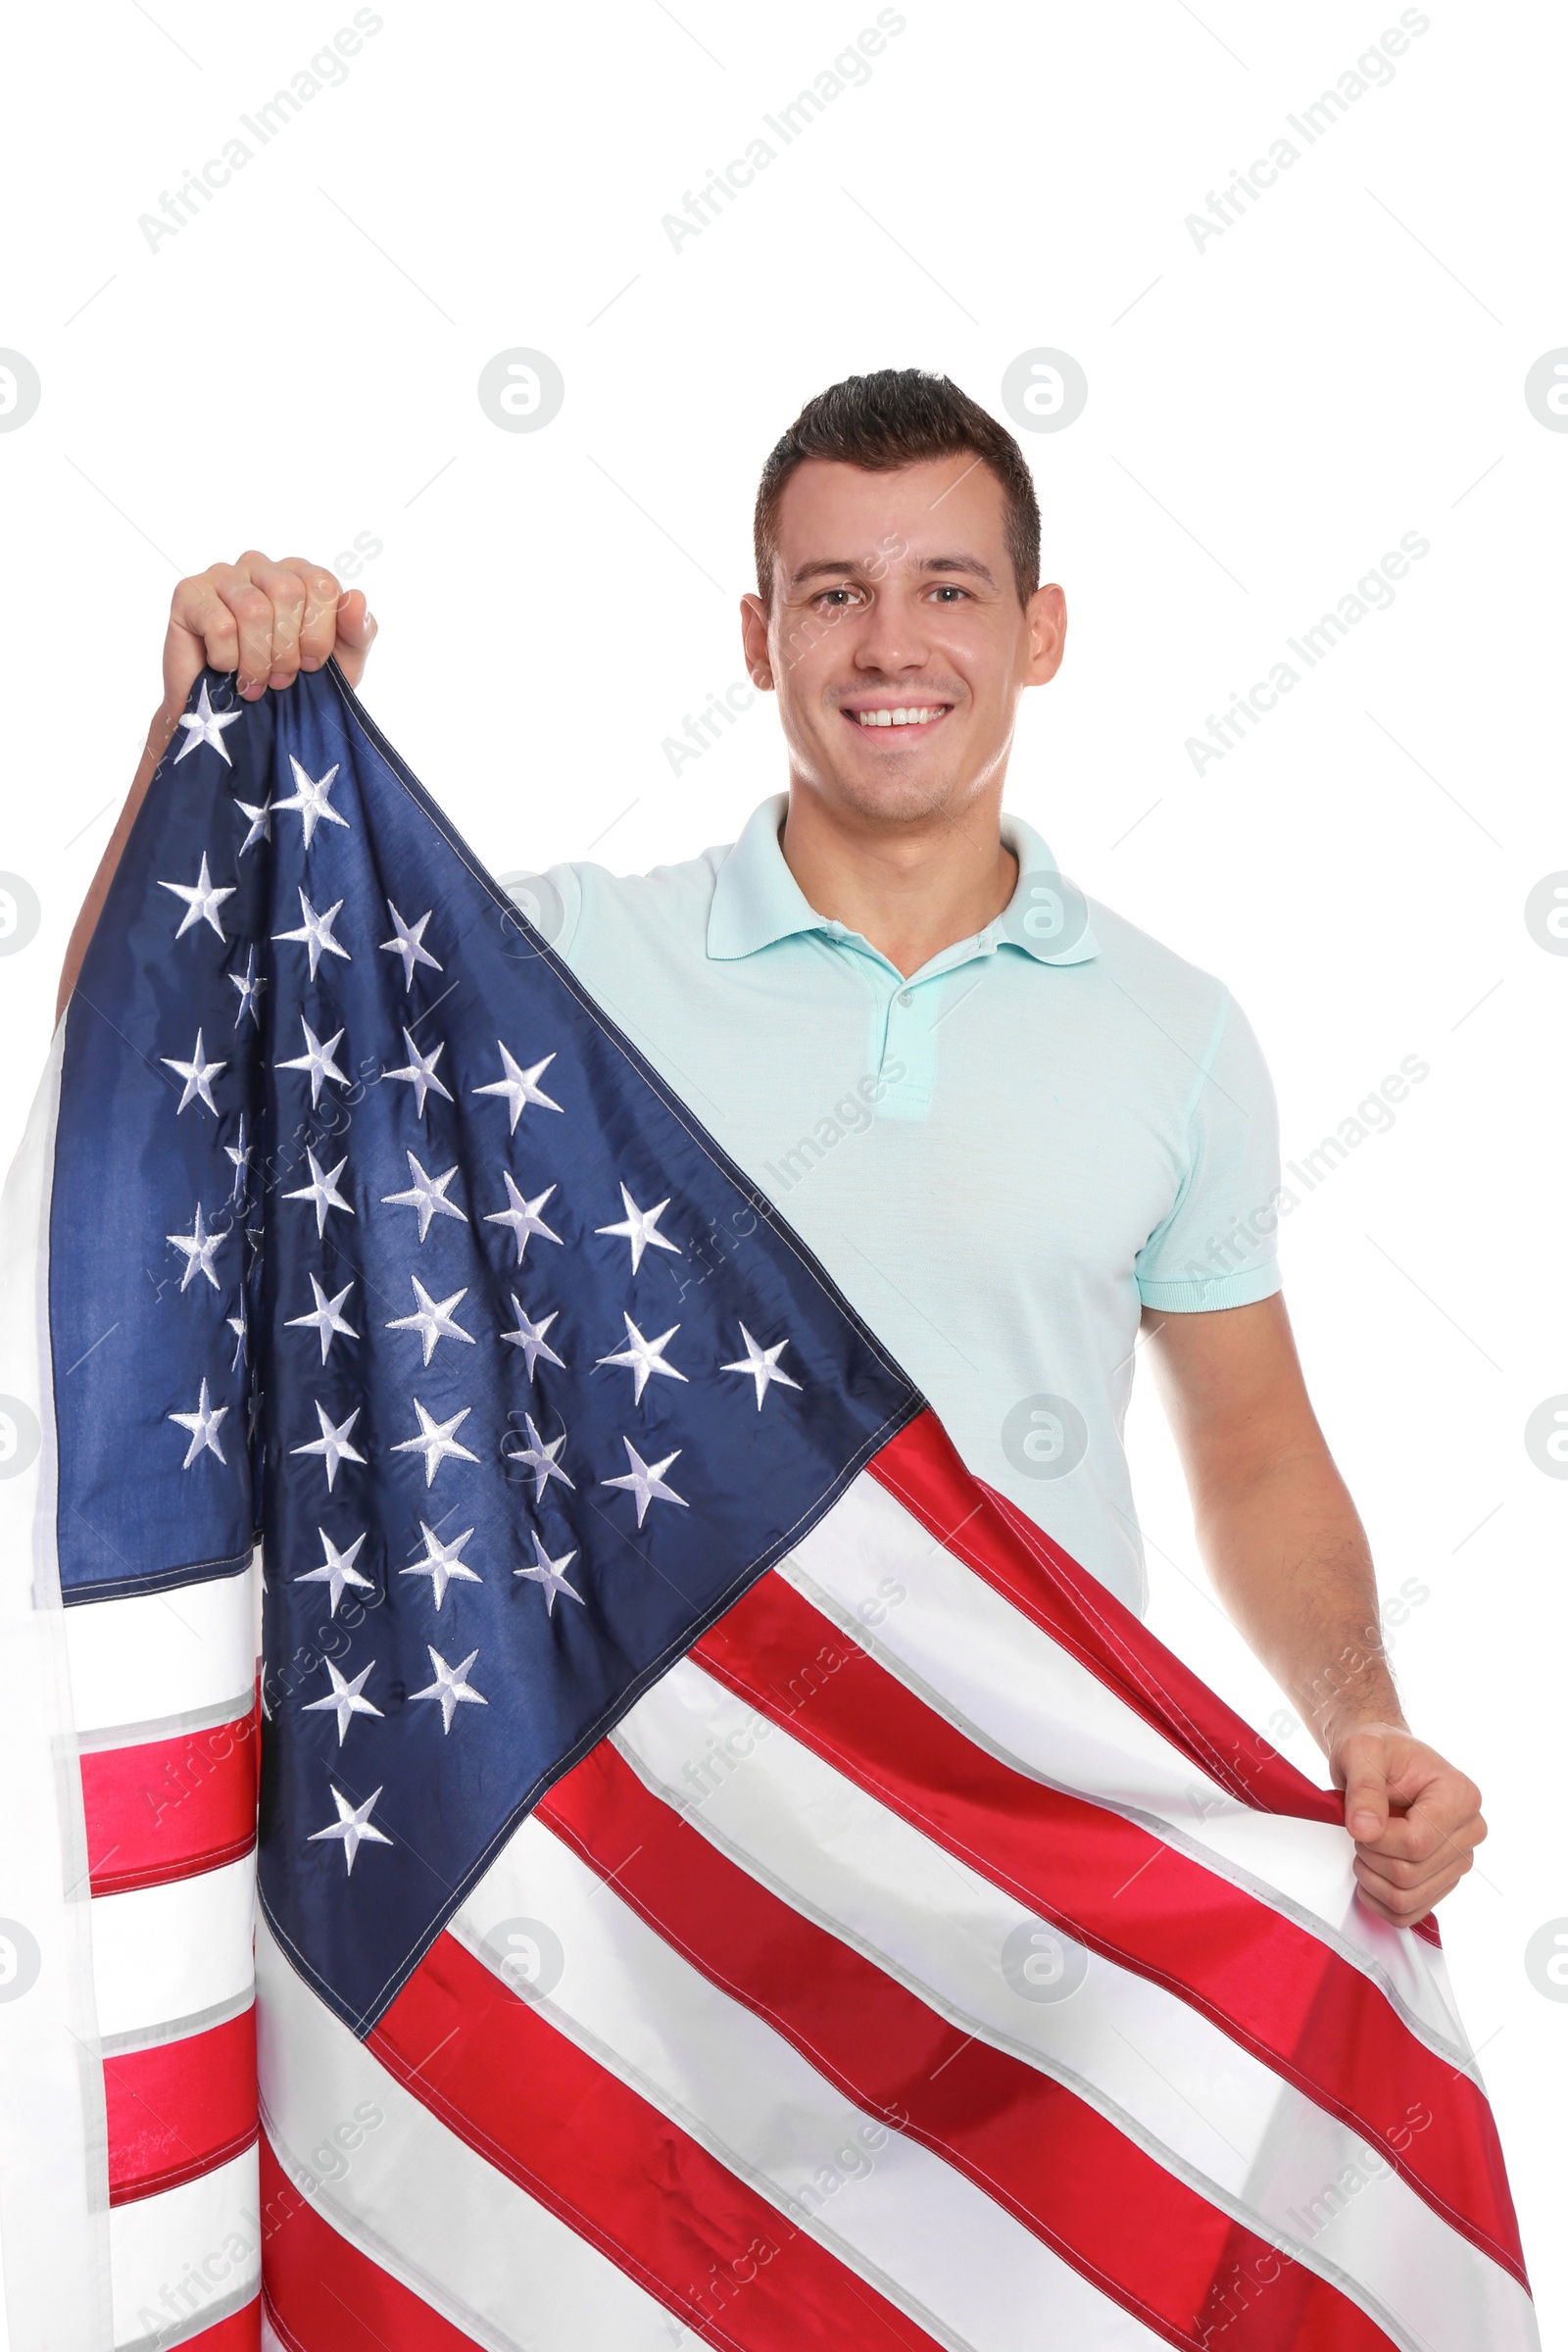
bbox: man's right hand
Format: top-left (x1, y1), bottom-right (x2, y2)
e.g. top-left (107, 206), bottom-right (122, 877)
top-left (161, 551), bottom-right (377, 720)
top-left (56, 554), bottom-right (378, 1025)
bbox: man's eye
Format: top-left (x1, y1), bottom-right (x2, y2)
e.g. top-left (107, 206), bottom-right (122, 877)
top-left (815, 588), bottom-right (857, 608)
top-left (929, 585), bottom-right (968, 602)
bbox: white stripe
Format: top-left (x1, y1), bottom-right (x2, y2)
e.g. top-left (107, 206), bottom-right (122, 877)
top-left (455, 1815), bottom-right (1171, 2352)
top-left (788, 1475), bottom-right (1469, 2056)
top-left (611, 1656), bottom-right (1539, 2352)
top-left (109, 2144), bottom-right (259, 2351)
top-left (92, 1859), bottom-right (254, 2041)
top-left (255, 1913), bottom-right (708, 2352)
top-left (65, 1563), bottom-right (256, 1739)
top-left (0, 1020), bottom-right (116, 2352)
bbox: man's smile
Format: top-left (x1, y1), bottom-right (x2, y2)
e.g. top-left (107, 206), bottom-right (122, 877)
top-left (839, 698), bottom-right (955, 735)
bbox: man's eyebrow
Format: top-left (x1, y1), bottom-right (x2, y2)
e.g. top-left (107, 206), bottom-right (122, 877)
top-left (918, 554), bottom-right (996, 586)
top-left (786, 558), bottom-right (864, 589)
top-left (785, 552), bottom-right (998, 589)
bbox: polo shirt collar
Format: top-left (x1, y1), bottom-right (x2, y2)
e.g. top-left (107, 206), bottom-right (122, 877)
top-left (707, 794), bottom-right (1098, 967)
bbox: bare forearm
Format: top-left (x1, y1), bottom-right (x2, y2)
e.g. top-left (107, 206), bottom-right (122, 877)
top-left (1193, 1447), bottom-right (1405, 1756)
top-left (56, 705), bottom-right (181, 1026)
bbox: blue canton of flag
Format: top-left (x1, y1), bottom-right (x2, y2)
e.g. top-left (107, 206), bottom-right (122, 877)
top-left (53, 662), bottom-right (922, 2034)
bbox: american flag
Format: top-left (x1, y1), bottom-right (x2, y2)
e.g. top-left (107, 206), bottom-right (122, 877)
top-left (0, 662), bottom-right (1536, 2352)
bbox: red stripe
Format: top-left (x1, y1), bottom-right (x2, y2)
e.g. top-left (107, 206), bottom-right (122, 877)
top-left (873, 1413), bottom-right (1343, 1823)
top-left (82, 1705), bottom-right (259, 1895)
top-left (896, 1423), bottom-right (1445, 1947)
top-left (540, 1740), bottom-right (1401, 2352)
top-left (106, 2006), bottom-right (258, 2204)
top-left (182, 2302), bottom-right (260, 2351)
top-left (260, 2132), bottom-right (476, 2349)
top-left (369, 1932), bottom-right (944, 2351)
top-left (691, 1570), bottom-right (1526, 2285)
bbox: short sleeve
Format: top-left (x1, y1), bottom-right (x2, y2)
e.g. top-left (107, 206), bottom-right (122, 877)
top-left (1135, 991), bottom-right (1285, 1313)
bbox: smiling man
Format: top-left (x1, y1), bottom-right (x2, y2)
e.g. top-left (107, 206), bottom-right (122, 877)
top-left (60, 368), bottom-right (1482, 1928)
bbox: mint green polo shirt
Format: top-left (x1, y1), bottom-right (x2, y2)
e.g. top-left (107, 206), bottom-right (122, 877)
top-left (519, 797), bottom-right (1282, 1616)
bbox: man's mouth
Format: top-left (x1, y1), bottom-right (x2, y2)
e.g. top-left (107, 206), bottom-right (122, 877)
top-left (841, 702), bottom-right (954, 734)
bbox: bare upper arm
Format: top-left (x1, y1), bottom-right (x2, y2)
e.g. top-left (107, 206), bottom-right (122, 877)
top-left (1139, 1293), bottom-right (1331, 1502)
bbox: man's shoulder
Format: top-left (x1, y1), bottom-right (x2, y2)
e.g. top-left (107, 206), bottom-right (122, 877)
top-left (506, 838), bottom-right (735, 964)
top-left (1073, 892), bottom-right (1276, 1115)
top-left (1077, 892), bottom-right (1234, 1028)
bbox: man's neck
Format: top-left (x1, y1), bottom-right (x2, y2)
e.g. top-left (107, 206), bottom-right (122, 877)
top-left (778, 784), bottom-right (1018, 979)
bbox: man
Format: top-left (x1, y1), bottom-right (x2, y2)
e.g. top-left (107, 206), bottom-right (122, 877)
top-left (58, 367), bottom-right (1481, 1929)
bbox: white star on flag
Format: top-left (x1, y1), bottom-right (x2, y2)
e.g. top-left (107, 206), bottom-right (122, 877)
top-left (484, 1172), bottom-right (562, 1262)
top-left (276, 1016), bottom-right (350, 1107)
top-left (410, 1644), bottom-right (488, 1734)
top-left (229, 946), bottom-right (266, 1029)
top-left (235, 794), bottom-right (273, 855)
top-left (285, 1148), bottom-right (354, 1237)
top-left (285, 1272), bottom-right (358, 1363)
top-left (168, 1200), bottom-right (228, 1292)
top-left (387, 1278), bottom-right (474, 1366)
top-left (159, 852), bottom-right (236, 942)
top-left (473, 1042), bottom-right (562, 1132)
top-left (295, 1527), bottom-right (374, 1614)
top-left (304, 1659), bottom-right (383, 1745)
top-left (393, 1398), bottom-right (478, 1486)
top-left (400, 1521), bottom-right (482, 1609)
top-left (309, 1784), bottom-right (392, 1874)
top-left (515, 1535), bottom-right (583, 1617)
top-left (385, 1028), bottom-right (453, 1117)
top-left (505, 1413), bottom-right (574, 1499)
top-left (272, 888), bottom-right (351, 981)
top-left (499, 1298), bottom-right (565, 1378)
top-left (380, 901), bottom-right (442, 989)
top-left (595, 1183), bottom-right (681, 1273)
top-left (274, 755), bottom-right (348, 847)
top-left (162, 1027), bottom-right (226, 1116)
top-left (291, 1400), bottom-right (367, 1492)
top-left (169, 1377), bottom-right (228, 1468)
top-left (595, 1313), bottom-right (688, 1405)
top-left (720, 1323), bottom-right (804, 1410)
top-left (603, 1437), bottom-right (687, 1526)
top-left (224, 1112), bottom-right (254, 1199)
top-left (173, 678), bottom-right (244, 765)
top-left (226, 1295), bottom-right (248, 1371)
top-left (381, 1151), bottom-right (467, 1241)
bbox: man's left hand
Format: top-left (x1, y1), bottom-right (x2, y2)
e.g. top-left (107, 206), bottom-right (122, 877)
top-left (1331, 1722), bottom-right (1486, 1927)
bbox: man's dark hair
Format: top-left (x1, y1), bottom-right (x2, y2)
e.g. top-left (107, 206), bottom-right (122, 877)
top-left (754, 368), bottom-right (1041, 610)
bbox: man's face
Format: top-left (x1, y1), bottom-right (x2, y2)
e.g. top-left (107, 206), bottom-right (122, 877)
top-left (741, 456), bottom-right (1065, 830)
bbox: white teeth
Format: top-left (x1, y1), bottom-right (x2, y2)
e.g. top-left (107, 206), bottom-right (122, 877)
top-left (856, 707), bottom-right (941, 727)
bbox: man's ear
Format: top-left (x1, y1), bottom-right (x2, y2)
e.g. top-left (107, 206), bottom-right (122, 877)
top-left (739, 593), bottom-right (776, 692)
top-left (1023, 582), bottom-right (1068, 686)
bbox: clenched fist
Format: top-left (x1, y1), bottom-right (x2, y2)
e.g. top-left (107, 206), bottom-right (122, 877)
top-left (162, 551), bottom-right (378, 714)
top-left (57, 553), bottom-right (379, 1023)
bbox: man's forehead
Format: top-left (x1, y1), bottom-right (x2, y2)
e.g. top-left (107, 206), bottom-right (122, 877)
top-left (771, 454), bottom-right (1008, 580)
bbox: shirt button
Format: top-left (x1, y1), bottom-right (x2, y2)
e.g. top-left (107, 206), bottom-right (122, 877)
top-left (898, 988), bottom-right (912, 1006)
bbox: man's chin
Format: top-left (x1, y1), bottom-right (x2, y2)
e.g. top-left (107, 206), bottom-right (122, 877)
top-left (811, 760), bottom-right (969, 828)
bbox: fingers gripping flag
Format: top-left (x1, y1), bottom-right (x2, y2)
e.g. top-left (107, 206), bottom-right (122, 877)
top-left (0, 663), bottom-right (1538, 2351)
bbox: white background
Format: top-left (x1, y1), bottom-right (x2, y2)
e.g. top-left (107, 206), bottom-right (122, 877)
top-left (1, 0), bottom-right (1564, 2335)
